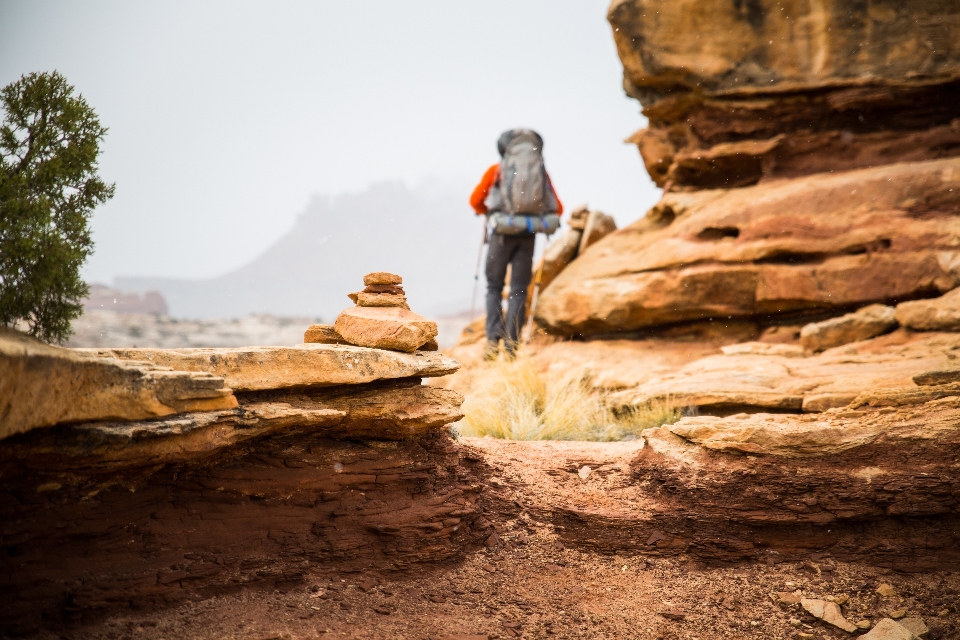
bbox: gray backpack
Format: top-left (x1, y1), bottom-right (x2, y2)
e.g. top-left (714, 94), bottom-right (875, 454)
top-left (499, 130), bottom-right (548, 215)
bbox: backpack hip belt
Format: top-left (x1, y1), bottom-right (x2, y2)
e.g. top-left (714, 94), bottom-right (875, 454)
top-left (488, 212), bottom-right (560, 236)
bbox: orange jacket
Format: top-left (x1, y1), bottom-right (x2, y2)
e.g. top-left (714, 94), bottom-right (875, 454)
top-left (469, 163), bottom-right (563, 215)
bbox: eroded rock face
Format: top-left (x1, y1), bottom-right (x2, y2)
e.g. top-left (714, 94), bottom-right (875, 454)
top-left (463, 392), bottom-right (960, 567)
top-left (0, 328), bottom-right (237, 440)
top-left (1, 332), bottom-right (466, 630)
top-left (536, 158), bottom-right (960, 336)
top-left (0, 428), bottom-right (479, 630)
top-left (609, 0), bottom-right (960, 189)
top-left (608, 0), bottom-right (960, 97)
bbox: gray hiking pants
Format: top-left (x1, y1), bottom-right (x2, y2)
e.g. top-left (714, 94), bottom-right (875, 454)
top-left (485, 232), bottom-right (535, 348)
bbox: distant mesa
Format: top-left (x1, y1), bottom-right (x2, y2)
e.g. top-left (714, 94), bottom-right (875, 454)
top-left (111, 182), bottom-right (478, 321)
top-left (83, 284), bottom-right (168, 315)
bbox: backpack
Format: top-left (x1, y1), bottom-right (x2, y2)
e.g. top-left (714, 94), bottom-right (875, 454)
top-left (499, 130), bottom-right (548, 215)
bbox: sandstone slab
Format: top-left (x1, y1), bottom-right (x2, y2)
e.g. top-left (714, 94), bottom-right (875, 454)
top-left (895, 288), bottom-right (960, 331)
top-left (82, 343), bottom-right (458, 391)
top-left (612, 330), bottom-right (960, 413)
top-left (801, 598), bottom-right (857, 633)
top-left (335, 306), bottom-right (438, 353)
top-left (364, 272), bottom-right (402, 286)
top-left (355, 291), bottom-right (408, 308)
top-left (914, 368), bottom-right (960, 386)
top-left (303, 324), bottom-right (347, 344)
top-left (666, 413), bottom-right (893, 457)
top-left (0, 328), bottom-right (236, 440)
top-left (801, 304), bottom-right (897, 352)
top-left (6, 403), bottom-right (344, 468)
top-left (7, 380), bottom-right (465, 469)
top-left (537, 158), bottom-right (960, 336)
top-left (861, 619), bottom-right (916, 640)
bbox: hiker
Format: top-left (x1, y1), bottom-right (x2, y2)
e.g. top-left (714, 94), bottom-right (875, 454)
top-left (470, 128), bottom-right (563, 359)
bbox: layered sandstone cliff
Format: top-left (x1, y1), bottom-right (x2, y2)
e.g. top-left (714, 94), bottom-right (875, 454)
top-left (536, 0), bottom-right (960, 337)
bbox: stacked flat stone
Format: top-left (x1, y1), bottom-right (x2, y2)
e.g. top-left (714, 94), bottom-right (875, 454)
top-left (347, 272), bottom-right (410, 309)
top-left (304, 272), bottom-right (439, 353)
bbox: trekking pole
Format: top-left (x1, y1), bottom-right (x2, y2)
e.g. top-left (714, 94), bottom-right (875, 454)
top-left (468, 217), bottom-right (488, 326)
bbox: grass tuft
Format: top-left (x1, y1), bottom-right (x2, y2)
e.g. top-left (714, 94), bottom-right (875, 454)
top-left (458, 351), bottom-right (683, 441)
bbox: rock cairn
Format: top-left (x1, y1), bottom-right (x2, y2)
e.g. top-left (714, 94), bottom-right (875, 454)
top-left (304, 272), bottom-right (439, 353)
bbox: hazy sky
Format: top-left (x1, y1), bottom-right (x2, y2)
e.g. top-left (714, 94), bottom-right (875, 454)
top-left (0, 1), bottom-right (659, 284)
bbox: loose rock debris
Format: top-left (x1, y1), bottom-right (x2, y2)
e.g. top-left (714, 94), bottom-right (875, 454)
top-left (49, 536), bottom-right (958, 640)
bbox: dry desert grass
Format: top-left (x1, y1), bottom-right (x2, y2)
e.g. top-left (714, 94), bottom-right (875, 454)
top-left (456, 350), bottom-right (681, 441)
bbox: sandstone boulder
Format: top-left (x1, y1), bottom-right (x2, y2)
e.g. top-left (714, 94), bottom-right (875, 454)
top-left (0, 328), bottom-right (237, 440)
top-left (800, 304), bottom-right (897, 352)
top-left (536, 158), bottom-right (960, 336)
top-left (335, 306), bottom-right (438, 353)
top-left (303, 324), bottom-right (347, 344)
top-left (895, 288), bottom-right (960, 331)
top-left (567, 205), bottom-right (590, 230)
top-left (83, 343), bottom-right (458, 391)
top-left (578, 210), bottom-right (617, 255)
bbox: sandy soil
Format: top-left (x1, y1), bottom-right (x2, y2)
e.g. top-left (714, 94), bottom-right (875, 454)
top-left (52, 528), bottom-right (959, 640)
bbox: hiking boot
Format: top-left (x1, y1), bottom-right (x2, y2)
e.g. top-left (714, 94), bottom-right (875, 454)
top-left (482, 340), bottom-right (500, 362)
top-left (503, 340), bottom-right (520, 360)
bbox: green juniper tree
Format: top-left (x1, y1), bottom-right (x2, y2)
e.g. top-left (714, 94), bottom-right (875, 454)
top-left (0, 71), bottom-right (114, 343)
